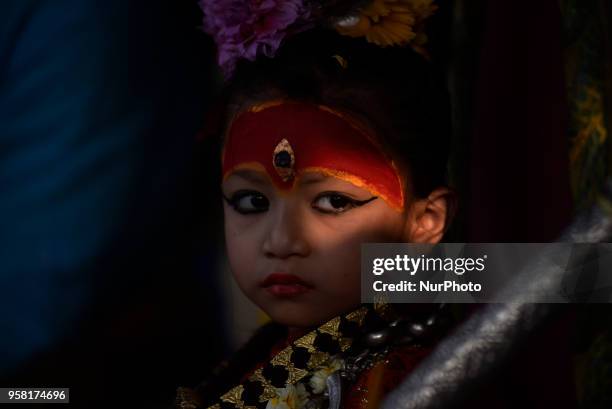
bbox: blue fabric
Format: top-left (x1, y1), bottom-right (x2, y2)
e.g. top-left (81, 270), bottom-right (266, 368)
top-left (0, 0), bottom-right (217, 376)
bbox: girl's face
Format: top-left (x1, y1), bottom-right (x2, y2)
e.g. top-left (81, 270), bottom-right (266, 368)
top-left (222, 168), bottom-right (412, 327)
top-left (220, 101), bottom-right (451, 328)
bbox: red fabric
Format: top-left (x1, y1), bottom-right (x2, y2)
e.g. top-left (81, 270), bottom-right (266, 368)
top-left (343, 345), bottom-right (432, 409)
top-left (223, 102), bottom-right (404, 210)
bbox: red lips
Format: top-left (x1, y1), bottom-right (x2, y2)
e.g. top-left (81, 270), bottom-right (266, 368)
top-left (261, 273), bottom-right (312, 297)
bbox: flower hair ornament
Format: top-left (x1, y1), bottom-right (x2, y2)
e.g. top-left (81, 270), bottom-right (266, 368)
top-left (198, 0), bottom-right (437, 77)
top-left (335, 0), bottom-right (437, 53)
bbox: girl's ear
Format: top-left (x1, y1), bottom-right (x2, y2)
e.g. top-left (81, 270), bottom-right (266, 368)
top-left (403, 187), bottom-right (456, 243)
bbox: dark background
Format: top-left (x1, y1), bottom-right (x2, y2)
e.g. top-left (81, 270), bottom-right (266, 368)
top-left (0, 1), bottom-right (225, 407)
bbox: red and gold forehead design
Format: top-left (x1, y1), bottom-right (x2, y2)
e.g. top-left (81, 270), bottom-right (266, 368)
top-left (222, 101), bottom-right (404, 211)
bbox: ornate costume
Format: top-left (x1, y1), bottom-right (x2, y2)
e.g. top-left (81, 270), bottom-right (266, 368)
top-left (174, 303), bottom-right (452, 409)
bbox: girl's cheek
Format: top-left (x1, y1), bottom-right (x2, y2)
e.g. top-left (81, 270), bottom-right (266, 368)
top-left (224, 210), bottom-right (266, 235)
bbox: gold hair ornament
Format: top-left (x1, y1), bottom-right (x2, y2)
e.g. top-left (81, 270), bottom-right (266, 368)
top-left (335, 0), bottom-right (437, 56)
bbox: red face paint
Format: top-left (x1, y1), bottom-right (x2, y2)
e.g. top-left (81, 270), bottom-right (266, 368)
top-left (222, 101), bottom-right (404, 211)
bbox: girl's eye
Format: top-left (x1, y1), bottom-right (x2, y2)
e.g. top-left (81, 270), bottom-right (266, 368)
top-left (223, 190), bottom-right (269, 214)
top-left (312, 193), bottom-right (378, 214)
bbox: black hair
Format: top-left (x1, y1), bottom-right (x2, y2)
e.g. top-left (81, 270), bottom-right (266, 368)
top-left (224, 27), bottom-right (452, 198)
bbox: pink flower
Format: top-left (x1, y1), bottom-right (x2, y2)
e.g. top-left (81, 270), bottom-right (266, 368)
top-left (199, 0), bottom-right (311, 77)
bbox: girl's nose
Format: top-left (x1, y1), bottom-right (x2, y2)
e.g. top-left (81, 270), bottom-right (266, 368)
top-left (261, 202), bottom-right (311, 259)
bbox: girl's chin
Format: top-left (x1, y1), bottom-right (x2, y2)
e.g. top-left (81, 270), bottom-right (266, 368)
top-left (264, 303), bottom-right (361, 328)
top-left (267, 313), bottom-right (325, 328)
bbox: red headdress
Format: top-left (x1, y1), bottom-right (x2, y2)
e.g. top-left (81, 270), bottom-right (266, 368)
top-left (222, 101), bottom-right (405, 211)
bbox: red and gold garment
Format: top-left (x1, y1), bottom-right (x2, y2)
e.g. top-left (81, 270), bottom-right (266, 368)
top-left (174, 305), bottom-right (440, 409)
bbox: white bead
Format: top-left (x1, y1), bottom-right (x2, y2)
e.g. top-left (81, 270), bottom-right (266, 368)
top-left (336, 15), bottom-right (361, 28)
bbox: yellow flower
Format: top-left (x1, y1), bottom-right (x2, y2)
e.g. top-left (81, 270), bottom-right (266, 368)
top-left (308, 357), bottom-right (345, 394)
top-left (265, 384), bottom-right (309, 409)
top-left (335, 0), bottom-right (437, 52)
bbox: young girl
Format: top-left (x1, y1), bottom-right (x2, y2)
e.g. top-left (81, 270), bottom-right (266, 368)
top-left (176, 2), bottom-right (455, 408)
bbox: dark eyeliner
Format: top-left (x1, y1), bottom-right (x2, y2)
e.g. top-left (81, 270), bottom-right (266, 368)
top-left (222, 189), bottom-right (269, 215)
top-left (314, 191), bottom-right (378, 205)
top-left (349, 196), bottom-right (378, 206)
top-left (312, 192), bottom-right (378, 214)
top-left (222, 190), bottom-right (256, 206)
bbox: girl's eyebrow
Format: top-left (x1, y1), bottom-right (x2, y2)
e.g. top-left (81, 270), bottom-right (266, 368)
top-left (299, 173), bottom-right (328, 185)
top-left (227, 169), bottom-right (268, 185)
